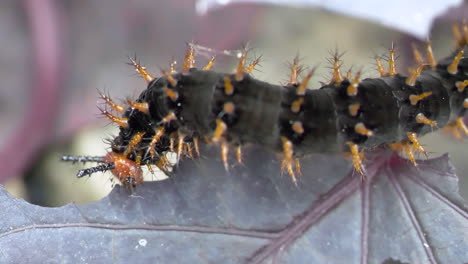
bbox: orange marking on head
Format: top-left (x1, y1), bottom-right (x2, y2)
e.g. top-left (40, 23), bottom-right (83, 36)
top-left (291, 97), bottom-right (304, 113)
top-left (99, 92), bottom-right (125, 113)
top-left (415, 113), bottom-right (437, 127)
top-left (292, 121), bottom-right (304, 134)
top-left (448, 49), bottom-right (464, 75)
top-left (221, 142), bottom-right (229, 170)
top-left (235, 51), bottom-right (247, 81)
top-left (223, 102), bottom-right (235, 115)
top-left (203, 56), bottom-right (216, 70)
top-left (346, 72), bottom-right (361, 96)
top-left (296, 68), bottom-right (315, 96)
top-left (348, 103), bottom-right (360, 117)
top-left (104, 152), bottom-right (143, 188)
top-left (425, 41), bottom-right (437, 70)
top-left (354, 122), bottom-right (374, 137)
top-left (388, 44), bottom-right (397, 77)
top-left (456, 117), bottom-right (468, 135)
top-left (407, 132), bottom-right (427, 156)
top-left (224, 75), bottom-right (234, 95)
top-left (235, 145), bottom-right (242, 164)
top-left (123, 131), bottom-right (145, 156)
top-left (246, 55), bottom-right (262, 73)
top-left (164, 88), bottom-right (179, 101)
top-left (346, 141), bottom-right (365, 177)
top-left (160, 69), bottom-right (177, 87)
top-left (406, 64), bottom-right (424, 86)
top-left (128, 57), bottom-right (155, 83)
top-left (212, 119), bottom-right (227, 143)
top-left (182, 45), bottom-right (195, 73)
top-left (456, 80), bottom-right (468, 92)
top-left (127, 100), bottom-right (149, 114)
top-left (101, 109), bottom-right (128, 128)
top-left (409, 91), bottom-right (432, 105)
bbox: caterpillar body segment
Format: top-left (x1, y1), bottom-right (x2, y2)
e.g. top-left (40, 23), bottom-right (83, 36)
top-left (62, 37), bottom-right (468, 188)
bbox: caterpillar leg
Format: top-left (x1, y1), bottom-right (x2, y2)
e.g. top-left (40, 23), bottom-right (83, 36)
top-left (406, 132), bottom-right (428, 158)
top-left (346, 142), bottom-right (366, 178)
top-left (235, 145), bottom-right (243, 164)
top-left (220, 142), bottom-right (230, 171)
top-left (281, 137), bottom-right (299, 185)
top-left (389, 133), bottom-right (428, 167)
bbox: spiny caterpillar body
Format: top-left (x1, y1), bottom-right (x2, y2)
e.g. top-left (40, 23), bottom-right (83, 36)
top-left (63, 24), bottom-right (468, 188)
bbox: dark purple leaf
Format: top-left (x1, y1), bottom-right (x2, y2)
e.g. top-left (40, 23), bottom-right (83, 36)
top-left (0, 146), bottom-right (466, 263)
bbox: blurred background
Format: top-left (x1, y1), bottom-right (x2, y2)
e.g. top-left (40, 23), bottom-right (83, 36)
top-left (0, 0), bottom-right (466, 206)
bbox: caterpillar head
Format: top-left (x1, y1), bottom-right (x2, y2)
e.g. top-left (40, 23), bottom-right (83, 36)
top-left (62, 151), bottom-right (144, 189)
top-left (103, 152), bottom-right (144, 188)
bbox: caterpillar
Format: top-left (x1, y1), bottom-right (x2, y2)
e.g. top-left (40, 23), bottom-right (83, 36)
top-left (62, 24), bottom-right (468, 189)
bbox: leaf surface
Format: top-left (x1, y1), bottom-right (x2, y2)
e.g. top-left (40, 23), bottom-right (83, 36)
top-left (0, 146), bottom-right (467, 263)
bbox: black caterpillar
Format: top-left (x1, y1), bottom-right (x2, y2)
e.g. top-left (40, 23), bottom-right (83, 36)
top-left (63, 25), bottom-right (468, 188)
